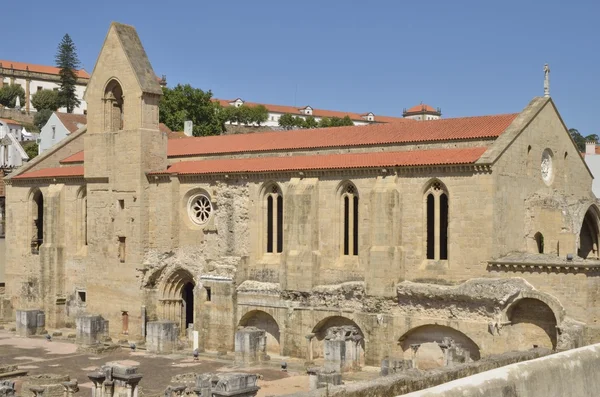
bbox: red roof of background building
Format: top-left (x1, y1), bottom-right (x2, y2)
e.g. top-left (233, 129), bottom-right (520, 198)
top-left (405, 104), bottom-right (439, 114)
top-left (215, 99), bottom-right (405, 123)
top-left (13, 166), bottom-right (84, 179)
top-left (55, 113), bottom-right (87, 134)
top-left (0, 118), bottom-right (21, 126)
top-left (0, 60), bottom-right (90, 79)
top-left (168, 113), bottom-right (517, 157)
top-left (150, 147), bottom-right (488, 176)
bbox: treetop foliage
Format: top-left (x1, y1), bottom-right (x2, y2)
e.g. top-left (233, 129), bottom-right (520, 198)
top-left (55, 33), bottom-right (81, 113)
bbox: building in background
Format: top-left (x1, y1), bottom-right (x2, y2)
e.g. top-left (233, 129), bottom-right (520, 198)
top-left (583, 140), bottom-right (600, 197)
top-left (0, 60), bottom-right (90, 114)
top-left (38, 112), bottom-right (87, 154)
top-left (402, 103), bottom-right (442, 120)
top-left (0, 119), bottom-right (29, 168)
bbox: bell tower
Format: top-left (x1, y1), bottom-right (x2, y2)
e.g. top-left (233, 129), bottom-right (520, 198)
top-left (82, 22), bottom-right (167, 338)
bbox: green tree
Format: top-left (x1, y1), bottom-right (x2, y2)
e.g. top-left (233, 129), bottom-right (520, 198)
top-left (279, 113), bottom-right (296, 130)
top-left (0, 84), bottom-right (25, 108)
top-left (23, 141), bottom-right (39, 161)
top-left (250, 105), bottom-right (269, 126)
top-left (304, 116), bottom-right (318, 129)
top-left (159, 84), bottom-right (225, 136)
top-left (55, 33), bottom-right (81, 113)
top-left (237, 105), bottom-right (253, 125)
top-left (340, 115), bottom-right (354, 126)
top-left (31, 89), bottom-right (60, 111)
top-left (569, 128), bottom-right (598, 152)
top-left (318, 117), bottom-right (331, 128)
top-left (34, 109), bottom-right (54, 130)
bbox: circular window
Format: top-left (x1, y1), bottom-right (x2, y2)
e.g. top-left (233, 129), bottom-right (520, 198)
top-left (188, 194), bottom-right (213, 225)
top-left (541, 149), bottom-right (554, 185)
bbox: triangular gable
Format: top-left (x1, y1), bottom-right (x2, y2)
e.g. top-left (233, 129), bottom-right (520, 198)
top-left (84, 22), bottom-right (162, 102)
top-left (476, 96), bottom-right (593, 178)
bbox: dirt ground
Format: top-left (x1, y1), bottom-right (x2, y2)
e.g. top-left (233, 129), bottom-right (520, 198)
top-left (0, 329), bottom-right (309, 397)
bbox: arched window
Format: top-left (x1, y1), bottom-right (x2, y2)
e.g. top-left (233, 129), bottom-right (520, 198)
top-left (341, 183), bottom-right (359, 256)
top-left (77, 187), bottom-right (87, 248)
top-left (579, 207), bottom-right (600, 259)
top-left (534, 232), bottom-right (544, 254)
top-left (104, 79), bottom-right (124, 131)
top-left (31, 189), bottom-right (43, 254)
top-left (424, 181), bottom-right (449, 260)
top-left (264, 184), bottom-right (283, 253)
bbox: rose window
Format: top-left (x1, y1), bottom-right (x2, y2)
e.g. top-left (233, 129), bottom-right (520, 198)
top-left (188, 194), bottom-right (212, 225)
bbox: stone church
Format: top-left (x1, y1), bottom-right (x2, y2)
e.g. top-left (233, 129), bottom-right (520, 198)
top-left (3, 22), bottom-right (600, 366)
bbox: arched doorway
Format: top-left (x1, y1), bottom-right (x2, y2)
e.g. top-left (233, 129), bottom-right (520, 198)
top-left (579, 206), bottom-right (600, 259)
top-left (104, 79), bottom-right (124, 131)
top-left (506, 298), bottom-right (557, 350)
top-left (239, 310), bottom-right (281, 355)
top-left (311, 316), bottom-right (365, 367)
top-left (160, 268), bottom-right (195, 335)
top-left (398, 324), bottom-right (480, 369)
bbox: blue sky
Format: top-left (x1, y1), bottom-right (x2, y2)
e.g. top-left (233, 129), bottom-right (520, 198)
top-left (3, 0), bottom-right (598, 133)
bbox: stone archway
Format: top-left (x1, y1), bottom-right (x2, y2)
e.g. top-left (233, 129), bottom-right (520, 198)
top-left (310, 316), bottom-right (365, 368)
top-left (398, 324), bottom-right (480, 369)
top-left (239, 310), bottom-right (281, 355)
top-left (579, 206), bottom-right (600, 259)
top-left (505, 298), bottom-right (558, 350)
top-left (159, 268), bottom-right (195, 335)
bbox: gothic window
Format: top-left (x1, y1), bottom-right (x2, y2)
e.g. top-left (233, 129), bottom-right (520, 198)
top-left (188, 193), bottom-right (213, 226)
top-left (104, 80), bottom-right (124, 132)
top-left (341, 183), bottom-right (359, 256)
top-left (264, 184), bottom-right (283, 253)
top-left (77, 187), bottom-right (87, 248)
top-left (425, 181), bottom-right (449, 260)
top-left (30, 189), bottom-right (43, 254)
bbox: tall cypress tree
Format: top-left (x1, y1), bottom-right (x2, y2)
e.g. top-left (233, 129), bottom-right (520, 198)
top-left (55, 34), bottom-right (81, 113)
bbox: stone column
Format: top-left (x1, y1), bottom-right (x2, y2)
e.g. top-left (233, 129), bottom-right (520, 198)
top-left (103, 381), bottom-right (114, 397)
top-left (25, 79), bottom-right (31, 113)
top-left (305, 333), bottom-right (315, 363)
top-left (61, 381), bottom-right (78, 397)
top-left (140, 306), bottom-right (146, 338)
top-left (87, 372), bottom-right (105, 397)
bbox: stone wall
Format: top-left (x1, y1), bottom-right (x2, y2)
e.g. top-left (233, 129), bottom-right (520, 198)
top-left (401, 344), bottom-right (600, 397)
top-left (0, 109), bottom-right (34, 126)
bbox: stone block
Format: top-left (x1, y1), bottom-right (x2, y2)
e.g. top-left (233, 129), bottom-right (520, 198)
top-left (76, 315), bottom-right (108, 346)
top-left (323, 325), bottom-right (363, 372)
top-left (0, 381), bottom-right (15, 397)
top-left (146, 321), bottom-right (179, 353)
top-left (196, 373), bottom-right (259, 397)
top-left (20, 374), bottom-right (70, 397)
top-left (16, 310), bottom-right (45, 337)
top-left (316, 368), bottom-right (342, 389)
top-left (234, 327), bottom-right (267, 366)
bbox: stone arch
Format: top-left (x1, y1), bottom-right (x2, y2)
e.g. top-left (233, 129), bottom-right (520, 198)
top-left (104, 78), bottom-right (124, 132)
top-left (29, 188), bottom-right (44, 254)
top-left (159, 268), bottom-right (196, 333)
top-left (338, 181), bottom-right (359, 256)
top-left (239, 310), bottom-right (281, 355)
top-left (260, 182), bottom-right (283, 254)
top-left (398, 324), bottom-right (481, 366)
top-left (578, 205), bottom-right (600, 259)
top-left (505, 298), bottom-right (558, 350)
top-left (423, 179), bottom-right (449, 260)
top-left (310, 316), bottom-right (365, 365)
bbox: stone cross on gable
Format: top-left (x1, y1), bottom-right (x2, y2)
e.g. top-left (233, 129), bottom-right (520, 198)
top-left (544, 63), bottom-right (550, 97)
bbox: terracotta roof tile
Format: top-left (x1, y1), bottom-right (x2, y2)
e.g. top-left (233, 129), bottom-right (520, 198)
top-left (60, 151), bottom-right (84, 164)
top-left (151, 147), bottom-right (487, 176)
top-left (0, 118), bottom-right (21, 126)
top-left (13, 166), bottom-right (84, 179)
top-left (168, 113), bottom-right (517, 157)
top-left (0, 60), bottom-right (90, 79)
top-left (55, 113), bottom-right (87, 134)
top-left (215, 99), bottom-right (406, 123)
top-left (405, 103), bottom-right (438, 113)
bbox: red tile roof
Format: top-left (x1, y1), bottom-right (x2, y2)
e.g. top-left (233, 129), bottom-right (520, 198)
top-left (406, 103), bottom-right (438, 114)
top-left (13, 166), bottom-right (84, 179)
top-left (0, 118), bottom-right (21, 126)
top-left (55, 113), bottom-right (87, 133)
top-left (215, 99), bottom-right (405, 123)
top-left (59, 113), bottom-right (516, 163)
top-left (168, 113), bottom-right (517, 157)
top-left (151, 147), bottom-right (488, 176)
top-left (0, 60), bottom-right (90, 79)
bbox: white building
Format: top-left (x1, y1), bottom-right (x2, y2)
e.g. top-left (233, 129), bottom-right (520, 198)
top-left (0, 60), bottom-right (89, 115)
top-left (0, 119), bottom-right (29, 168)
top-left (584, 141), bottom-right (600, 198)
top-left (38, 112), bottom-right (87, 154)
top-left (402, 103), bottom-right (442, 120)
